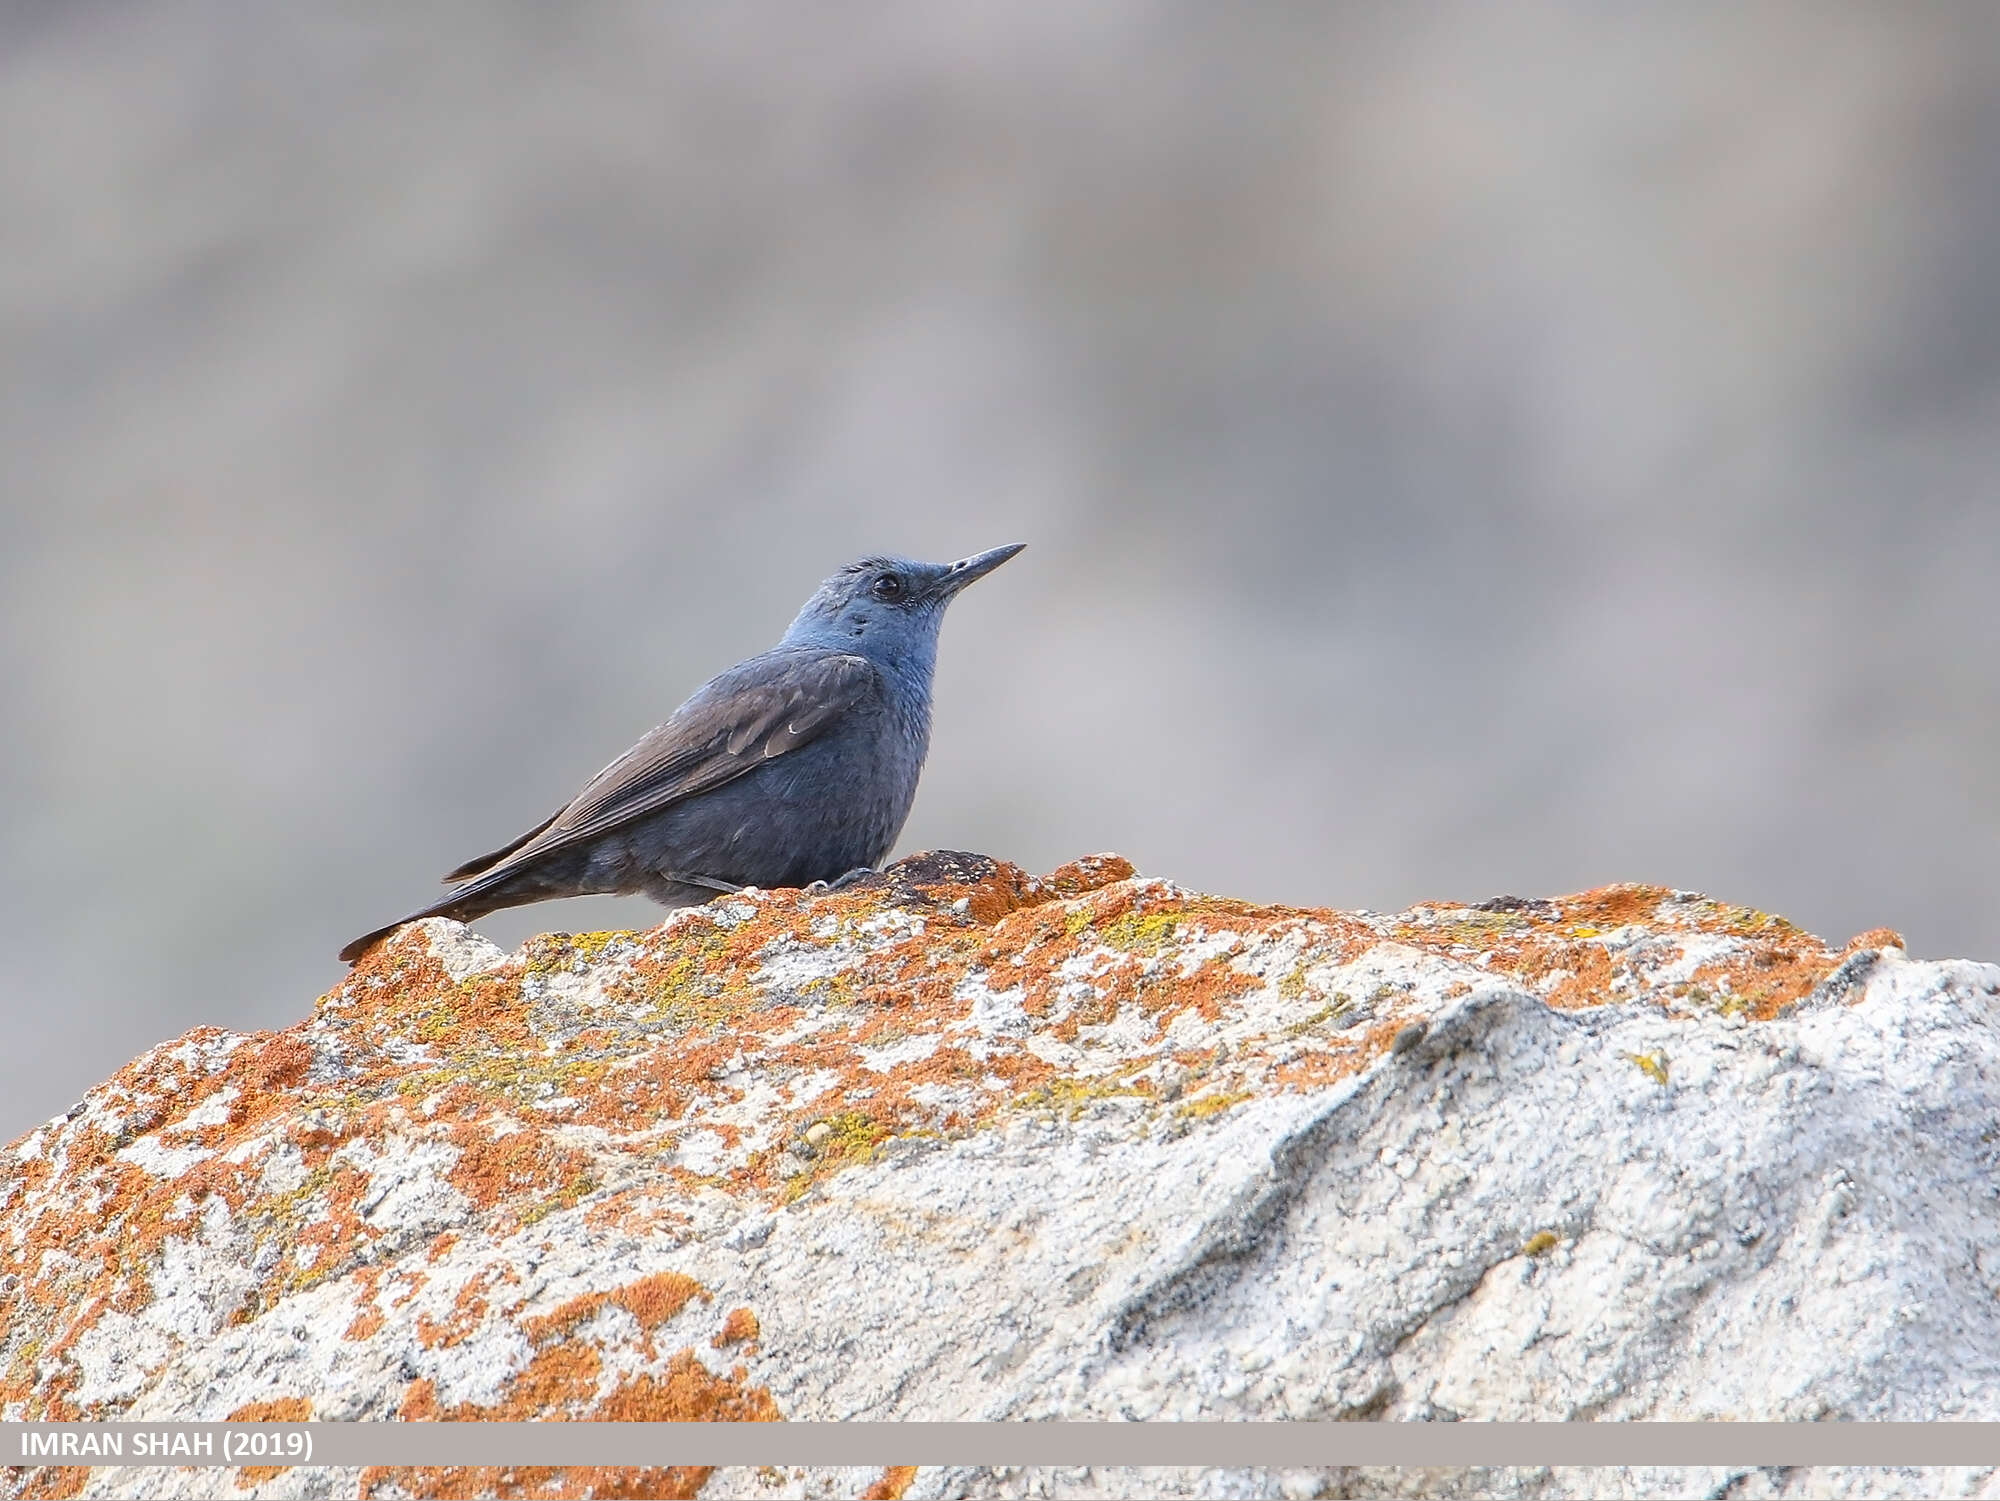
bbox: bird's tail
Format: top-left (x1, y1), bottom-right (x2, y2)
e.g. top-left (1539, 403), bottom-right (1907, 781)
top-left (337, 894), bottom-right (476, 964)
top-left (338, 859), bottom-right (568, 964)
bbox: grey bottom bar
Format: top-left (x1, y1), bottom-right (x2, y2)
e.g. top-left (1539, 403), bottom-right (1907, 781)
top-left (9, 1422), bottom-right (2000, 1470)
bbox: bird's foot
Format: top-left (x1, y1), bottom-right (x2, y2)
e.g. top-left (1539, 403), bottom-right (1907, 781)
top-left (804, 866), bottom-right (879, 895)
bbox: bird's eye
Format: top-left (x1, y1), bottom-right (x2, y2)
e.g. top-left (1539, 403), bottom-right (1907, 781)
top-left (870, 573), bottom-right (905, 601)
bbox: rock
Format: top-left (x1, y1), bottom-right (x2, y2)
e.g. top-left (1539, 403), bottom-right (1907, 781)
top-left (5, 854), bottom-right (2000, 1500)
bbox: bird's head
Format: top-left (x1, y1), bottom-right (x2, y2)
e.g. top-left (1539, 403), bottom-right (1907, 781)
top-left (781, 545), bottom-right (1025, 663)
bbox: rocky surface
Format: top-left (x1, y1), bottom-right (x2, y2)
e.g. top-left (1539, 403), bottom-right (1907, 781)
top-left (5, 852), bottom-right (2000, 1501)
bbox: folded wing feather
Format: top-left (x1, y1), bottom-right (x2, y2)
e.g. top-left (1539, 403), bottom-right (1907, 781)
top-left (444, 650), bottom-right (880, 886)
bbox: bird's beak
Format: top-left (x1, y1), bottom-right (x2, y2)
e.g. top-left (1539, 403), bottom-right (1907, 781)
top-left (935, 543), bottom-right (1026, 598)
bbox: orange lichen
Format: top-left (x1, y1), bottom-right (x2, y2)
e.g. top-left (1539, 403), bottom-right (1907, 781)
top-left (9, 1468), bottom-right (89, 1501)
top-left (417, 1267), bottom-right (518, 1349)
top-left (358, 1465), bottom-right (714, 1500)
top-left (712, 1306), bottom-right (760, 1349)
top-left (864, 1467), bottom-right (922, 1500)
top-left (399, 1378), bottom-right (442, 1421)
top-left (1844, 927), bottom-right (1906, 954)
top-left (1040, 854), bottom-right (1139, 897)
top-left (1382, 883), bottom-right (1868, 1019)
top-left (594, 1351), bottom-right (781, 1423)
top-left (228, 1396), bottom-right (313, 1422)
top-left (447, 1123), bottom-right (594, 1218)
top-left (619, 1271), bottom-right (710, 1330)
top-left (362, 1346), bottom-right (775, 1497)
top-left (244, 1034), bottom-right (314, 1097)
top-left (516, 1270), bottom-right (712, 1372)
top-left (228, 1396), bottom-right (312, 1482)
top-left (520, 1290), bottom-right (615, 1347)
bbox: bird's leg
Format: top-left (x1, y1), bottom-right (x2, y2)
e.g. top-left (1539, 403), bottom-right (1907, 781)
top-left (674, 873), bottom-right (745, 895)
top-left (804, 866), bottom-right (879, 894)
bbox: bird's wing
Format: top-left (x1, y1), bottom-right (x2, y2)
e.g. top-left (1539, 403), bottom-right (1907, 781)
top-left (459, 651), bottom-right (881, 881)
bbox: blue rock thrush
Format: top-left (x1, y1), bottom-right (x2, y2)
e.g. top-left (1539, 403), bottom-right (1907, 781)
top-left (339, 544), bottom-right (1024, 962)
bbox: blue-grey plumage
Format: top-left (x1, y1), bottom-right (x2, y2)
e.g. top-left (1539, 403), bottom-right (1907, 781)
top-left (339, 544), bottom-right (1024, 962)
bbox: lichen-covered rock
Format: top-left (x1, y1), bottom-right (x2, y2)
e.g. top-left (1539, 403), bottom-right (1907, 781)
top-left (6, 853), bottom-right (2000, 1500)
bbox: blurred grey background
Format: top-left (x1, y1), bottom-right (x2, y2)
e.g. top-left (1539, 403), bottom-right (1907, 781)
top-left (5, 3), bottom-right (1998, 1140)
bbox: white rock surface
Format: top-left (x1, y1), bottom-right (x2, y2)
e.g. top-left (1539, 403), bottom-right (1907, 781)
top-left (6, 857), bottom-right (2000, 1499)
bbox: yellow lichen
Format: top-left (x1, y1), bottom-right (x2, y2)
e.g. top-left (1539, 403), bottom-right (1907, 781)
top-left (1098, 911), bottom-right (1181, 953)
top-left (1623, 1051), bottom-right (1670, 1086)
top-left (1015, 1076), bottom-right (1152, 1120)
top-left (804, 1111), bottom-right (890, 1167)
top-left (1176, 1089), bottom-right (1251, 1121)
top-left (1284, 993), bottom-right (1353, 1037)
top-left (520, 931), bottom-right (637, 976)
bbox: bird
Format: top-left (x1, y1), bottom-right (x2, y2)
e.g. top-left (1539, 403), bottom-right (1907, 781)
top-left (338, 544), bottom-right (1025, 963)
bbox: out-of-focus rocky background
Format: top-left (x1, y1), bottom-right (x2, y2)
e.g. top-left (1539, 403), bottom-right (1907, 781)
top-left (5, 3), bottom-right (1999, 1137)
